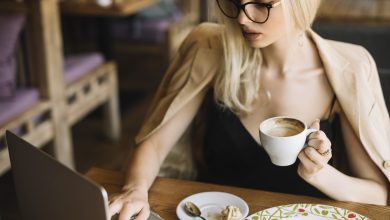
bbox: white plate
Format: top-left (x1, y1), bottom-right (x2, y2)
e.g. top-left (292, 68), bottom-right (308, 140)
top-left (246, 204), bottom-right (369, 220)
top-left (176, 191), bottom-right (249, 220)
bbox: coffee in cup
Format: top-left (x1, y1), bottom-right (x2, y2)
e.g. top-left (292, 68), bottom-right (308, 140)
top-left (259, 116), bottom-right (317, 166)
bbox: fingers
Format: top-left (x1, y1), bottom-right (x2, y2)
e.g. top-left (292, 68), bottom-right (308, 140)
top-left (298, 121), bottom-right (332, 179)
top-left (308, 130), bottom-right (327, 140)
top-left (298, 150), bottom-right (317, 179)
top-left (309, 118), bottom-right (320, 130)
top-left (298, 150), bottom-right (315, 168)
top-left (109, 199), bottom-right (123, 217)
top-left (119, 202), bottom-right (146, 220)
top-left (118, 203), bottom-right (137, 220)
top-left (109, 194), bottom-right (149, 220)
top-left (307, 138), bottom-right (330, 154)
top-left (307, 129), bottom-right (331, 155)
top-left (303, 147), bottom-right (329, 167)
top-left (298, 146), bottom-right (331, 179)
top-left (135, 207), bottom-right (151, 220)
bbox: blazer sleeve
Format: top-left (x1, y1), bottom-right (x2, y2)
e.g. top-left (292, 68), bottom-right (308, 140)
top-left (134, 23), bottom-right (223, 144)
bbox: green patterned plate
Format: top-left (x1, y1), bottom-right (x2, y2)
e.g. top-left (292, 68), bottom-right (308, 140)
top-left (246, 204), bottom-right (370, 220)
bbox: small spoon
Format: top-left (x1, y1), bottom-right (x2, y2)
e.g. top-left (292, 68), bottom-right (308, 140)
top-left (184, 201), bottom-right (206, 220)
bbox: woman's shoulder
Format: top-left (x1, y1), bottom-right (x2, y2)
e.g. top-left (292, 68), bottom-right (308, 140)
top-left (178, 22), bottom-right (224, 53)
top-left (311, 30), bottom-right (376, 81)
top-left (325, 39), bottom-right (373, 66)
top-left (327, 39), bottom-right (376, 81)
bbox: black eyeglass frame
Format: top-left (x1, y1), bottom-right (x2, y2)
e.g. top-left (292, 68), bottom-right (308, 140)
top-left (216, 0), bottom-right (282, 24)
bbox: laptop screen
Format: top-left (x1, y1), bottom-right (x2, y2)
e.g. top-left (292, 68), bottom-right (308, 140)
top-left (6, 131), bottom-right (109, 220)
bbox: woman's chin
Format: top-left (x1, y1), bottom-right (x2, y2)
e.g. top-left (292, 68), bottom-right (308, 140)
top-left (246, 40), bottom-right (272, 49)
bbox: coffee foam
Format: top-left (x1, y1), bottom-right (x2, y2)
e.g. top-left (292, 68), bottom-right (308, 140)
top-left (263, 118), bottom-right (304, 137)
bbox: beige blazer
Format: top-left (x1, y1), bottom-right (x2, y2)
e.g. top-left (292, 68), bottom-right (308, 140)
top-left (135, 23), bottom-right (390, 182)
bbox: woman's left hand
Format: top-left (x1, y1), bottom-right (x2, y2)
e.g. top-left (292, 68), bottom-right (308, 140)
top-left (297, 119), bottom-right (332, 181)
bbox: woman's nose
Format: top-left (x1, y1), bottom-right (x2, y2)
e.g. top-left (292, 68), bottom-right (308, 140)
top-left (237, 10), bottom-right (251, 24)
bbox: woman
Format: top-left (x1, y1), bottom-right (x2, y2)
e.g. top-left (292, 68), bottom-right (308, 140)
top-left (109, 0), bottom-right (390, 219)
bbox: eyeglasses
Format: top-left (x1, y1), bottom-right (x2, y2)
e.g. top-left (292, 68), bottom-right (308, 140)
top-left (216, 0), bottom-right (281, 24)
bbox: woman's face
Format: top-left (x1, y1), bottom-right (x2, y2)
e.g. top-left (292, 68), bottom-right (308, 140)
top-left (237, 0), bottom-right (287, 48)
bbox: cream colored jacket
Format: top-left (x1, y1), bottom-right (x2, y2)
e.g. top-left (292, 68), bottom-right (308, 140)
top-left (135, 23), bottom-right (390, 182)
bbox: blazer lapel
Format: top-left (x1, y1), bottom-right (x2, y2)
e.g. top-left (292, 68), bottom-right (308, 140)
top-left (309, 30), bottom-right (361, 135)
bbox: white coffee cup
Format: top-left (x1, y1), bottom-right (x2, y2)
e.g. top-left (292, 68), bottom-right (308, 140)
top-left (259, 116), bottom-right (317, 166)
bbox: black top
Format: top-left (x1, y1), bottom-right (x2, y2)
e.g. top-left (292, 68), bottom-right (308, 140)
top-left (199, 95), bottom-right (338, 198)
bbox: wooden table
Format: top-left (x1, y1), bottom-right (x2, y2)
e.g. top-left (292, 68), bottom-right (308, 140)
top-left (85, 167), bottom-right (390, 219)
top-left (316, 0), bottom-right (390, 25)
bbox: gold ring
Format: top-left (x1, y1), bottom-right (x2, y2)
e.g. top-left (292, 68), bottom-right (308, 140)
top-left (320, 148), bottom-right (332, 156)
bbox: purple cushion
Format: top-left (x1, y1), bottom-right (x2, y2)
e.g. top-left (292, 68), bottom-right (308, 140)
top-left (0, 88), bottom-right (39, 126)
top-left (111, 11), bottom-right (183, 43)
top-left (0, 13), bottom-right (26, 98)
top-left (63, 52), bottom-right (105, 85)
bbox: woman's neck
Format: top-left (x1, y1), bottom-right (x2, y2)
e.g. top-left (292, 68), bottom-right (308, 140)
top-left (261, 31), bottom-right (312, 74)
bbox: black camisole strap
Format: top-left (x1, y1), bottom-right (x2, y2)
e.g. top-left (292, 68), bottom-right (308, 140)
top-left (327, 95), bottom-right (337, 120)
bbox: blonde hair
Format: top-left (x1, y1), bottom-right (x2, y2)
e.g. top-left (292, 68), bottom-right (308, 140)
top-left (212, 0), bottom-right (322, 114)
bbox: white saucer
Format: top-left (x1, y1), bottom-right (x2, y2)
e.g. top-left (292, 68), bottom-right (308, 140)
top-left (176, 192), bottom-right (249, 220)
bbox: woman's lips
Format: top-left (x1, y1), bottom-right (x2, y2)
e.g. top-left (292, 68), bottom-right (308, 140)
top-left (242, 31), bottom-right (262, 41)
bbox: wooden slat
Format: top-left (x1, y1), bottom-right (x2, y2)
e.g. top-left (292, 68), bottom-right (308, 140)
top-left (102, 66), bottom-right (121, 141)
top-left (0, 101), bottom-right (51, 135)
top-left (67, 82), bottom-right (111, 126)
top-left (65, 62), bottom-right (115, 96)
top-left (26, 118), bottom-right (34, 133)
top-left (65, 62), bottom-right (115, 126)
top-left (0, 149), bottom-right (11, 175)
top-left (23, 120), bottom-right (54, 147)
top-left (60, 0), bottom-right (160, 17)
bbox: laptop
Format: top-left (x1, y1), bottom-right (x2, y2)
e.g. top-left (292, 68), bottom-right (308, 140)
top-left (6, 131), bottom-right (161, 220)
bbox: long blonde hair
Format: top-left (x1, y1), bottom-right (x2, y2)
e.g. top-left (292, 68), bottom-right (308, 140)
top-left (212, 0), bottom-right (322, 114)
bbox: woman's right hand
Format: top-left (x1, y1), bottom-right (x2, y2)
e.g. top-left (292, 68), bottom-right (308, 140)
top-left (108, 187), bottom-right (150, 220)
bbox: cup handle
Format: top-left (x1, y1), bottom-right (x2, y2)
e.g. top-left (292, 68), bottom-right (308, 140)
top-left (302, 128), bottom-right (318, 149)
top-left (305, 128), bottom-right (318, 136)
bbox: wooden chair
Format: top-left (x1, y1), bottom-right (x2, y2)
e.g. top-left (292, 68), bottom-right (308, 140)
top-left (0, 1), bottom-right (63, 175)
top-left (0, 0), bottom-right (121, 175)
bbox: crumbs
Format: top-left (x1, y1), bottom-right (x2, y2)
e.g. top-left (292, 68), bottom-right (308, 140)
top-left (207, 205), bottom-right (243, 220)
